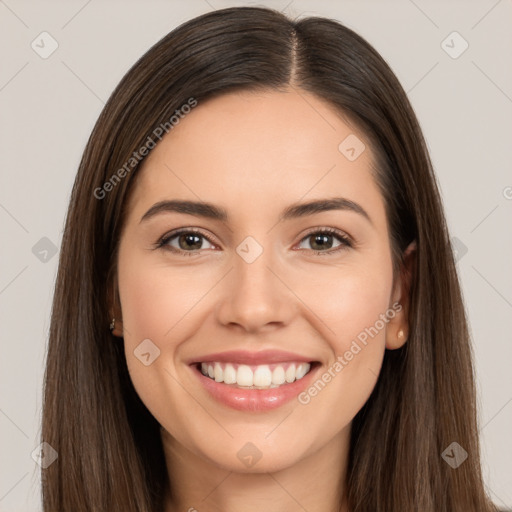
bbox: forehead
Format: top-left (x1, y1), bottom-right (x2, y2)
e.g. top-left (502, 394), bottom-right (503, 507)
top-left (125, 88), bottom-right (386, 229)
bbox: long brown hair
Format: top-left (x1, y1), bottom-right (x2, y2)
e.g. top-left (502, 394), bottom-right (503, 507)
top-left (41, 6), bottom-right (498, 511)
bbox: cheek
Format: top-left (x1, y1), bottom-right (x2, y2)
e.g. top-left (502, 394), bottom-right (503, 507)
top-left (293, 253), bottom-right (394, 410)
top-left (119, 272), bottom-right (170, 342)
top-left (297, 257), bottom-right (394, 351)
top-left (333, 273), bottom-right (392, 350)
top-left (118, 248), bottom-right (211, 345)
top-left (116, 246), bottom-right (224, 410)
top-left (116, 254), bottom-right (196, 429)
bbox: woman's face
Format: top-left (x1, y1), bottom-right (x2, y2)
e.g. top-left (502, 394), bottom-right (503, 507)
top-left (115, 88), bottom-right (409, 473)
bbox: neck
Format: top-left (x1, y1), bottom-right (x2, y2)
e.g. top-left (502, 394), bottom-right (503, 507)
top-left (161, 425), bottom-right (350, 512)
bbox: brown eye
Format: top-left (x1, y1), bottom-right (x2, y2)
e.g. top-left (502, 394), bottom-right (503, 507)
top-left (297, 229), bottom-right (352, 254)
top-left (176, 233), bottom-right (204, 251)
top-left (159, 229), bottom-right (216, 254)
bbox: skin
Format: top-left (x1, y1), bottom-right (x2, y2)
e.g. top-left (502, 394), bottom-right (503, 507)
top-left (111, 87), bottom-right (415, 512)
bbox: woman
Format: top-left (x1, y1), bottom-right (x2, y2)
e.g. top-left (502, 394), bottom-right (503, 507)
top-left (41, 6), bottom-right (498, 511)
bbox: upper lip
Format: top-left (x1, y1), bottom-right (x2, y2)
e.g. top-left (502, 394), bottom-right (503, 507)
top-left (188, 349), bottom-right (316, 366)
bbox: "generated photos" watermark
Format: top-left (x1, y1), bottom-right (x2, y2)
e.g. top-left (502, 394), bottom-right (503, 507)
top-left (298, 301), bottom-right (402, 405)
top-left (94, 97), bottom-right (198, 200)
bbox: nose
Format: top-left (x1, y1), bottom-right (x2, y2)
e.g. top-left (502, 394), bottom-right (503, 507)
top-left (215, 242), bottom-right (296, 334)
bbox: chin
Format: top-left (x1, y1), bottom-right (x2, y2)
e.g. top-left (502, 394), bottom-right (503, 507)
top-left (195, 438), bottom-right (313, 474)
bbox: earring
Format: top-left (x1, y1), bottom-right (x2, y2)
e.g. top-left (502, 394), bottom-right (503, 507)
top-left (109, 318), bottom-right (115, 330)
top-left (397, 329), bottom-right (404, 339)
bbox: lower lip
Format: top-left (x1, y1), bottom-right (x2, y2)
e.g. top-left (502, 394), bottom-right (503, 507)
top-left (191, 363), bottom-right (320, 412)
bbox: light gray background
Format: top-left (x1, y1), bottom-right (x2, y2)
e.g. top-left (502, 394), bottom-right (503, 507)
top-left (1, 0), bottom-right (511, 510)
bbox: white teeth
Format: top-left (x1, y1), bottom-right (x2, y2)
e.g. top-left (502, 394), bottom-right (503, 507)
top-left (199, 361), bottom-right (312, 389)
top-left (236, 365), bottom-right (253, 387)
top-left (223, 363), bottom-right (237, 384)
top-left (295, 363), bottom-right (309, 380)
top-left (271, 366), bottom-right (286, 385)
top-left (214, 362), bottom-right (223, 382)
top-left (285, 364), bottom-right (296, 383)
top-left (253, 365), bottom-right (272, 387)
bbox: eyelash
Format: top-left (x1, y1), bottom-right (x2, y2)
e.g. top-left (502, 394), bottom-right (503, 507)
top-left (155, 227), bottom-right (353, 257)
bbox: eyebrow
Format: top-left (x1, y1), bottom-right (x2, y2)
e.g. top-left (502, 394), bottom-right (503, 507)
top-left (140, 197), bottom-right (372, 225)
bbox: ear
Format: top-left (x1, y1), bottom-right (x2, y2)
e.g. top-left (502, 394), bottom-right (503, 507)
top-left (107, 270), bottom-right (124, 338)
top-left (385, 240), bottom-right (416, 350)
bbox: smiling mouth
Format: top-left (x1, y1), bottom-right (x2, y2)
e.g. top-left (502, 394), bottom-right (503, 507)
top-left (195, 361), bottom-right (319, 390)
